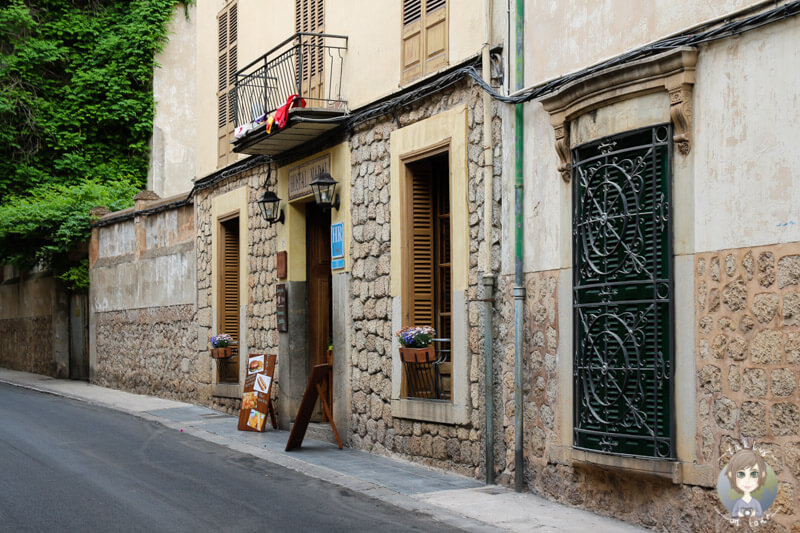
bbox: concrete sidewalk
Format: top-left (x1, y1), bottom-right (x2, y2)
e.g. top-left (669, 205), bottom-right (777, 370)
top-left (0, 368), bottom-right (646, 533)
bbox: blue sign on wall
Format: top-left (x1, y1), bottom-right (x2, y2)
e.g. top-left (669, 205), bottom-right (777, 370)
top-left (331, 222), bottom-right (344, 270)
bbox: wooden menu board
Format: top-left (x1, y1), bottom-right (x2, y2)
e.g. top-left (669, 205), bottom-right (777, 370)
top-left (237, 354), bottom-right (278, 432)
top-left (285, 363), bottom-right (342, 451)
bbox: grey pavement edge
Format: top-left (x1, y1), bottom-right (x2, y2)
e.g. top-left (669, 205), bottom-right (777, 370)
top-left (0, 368), bottom-right (647, 533)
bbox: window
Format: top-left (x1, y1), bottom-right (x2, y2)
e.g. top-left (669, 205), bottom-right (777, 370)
top-left (217, 1), bottom-right (238, 168)
top-left (404, 152), bottom-right (451, 400)
top-left (218, 216), bottom-right (240, 383)
top-left (401, 0), bottom-right (448, 84)
top-left (572, 125), bottom-right (674, 459)
top-left (296, 0), bottom-right (325, 103)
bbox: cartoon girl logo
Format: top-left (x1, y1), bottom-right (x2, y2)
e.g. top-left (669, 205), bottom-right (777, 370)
top-left (717, 447), bottom-right (778, 524)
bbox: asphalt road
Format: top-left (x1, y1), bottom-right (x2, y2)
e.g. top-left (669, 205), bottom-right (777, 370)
top-left (0, 382), bottom-right (458, 533)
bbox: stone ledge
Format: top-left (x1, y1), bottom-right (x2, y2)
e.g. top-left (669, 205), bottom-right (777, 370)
top-left (549, 445), bottom-right (715, 487)
top-left (391, 398), bottom-right (469, 425)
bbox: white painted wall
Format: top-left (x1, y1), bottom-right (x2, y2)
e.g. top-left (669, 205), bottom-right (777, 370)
top-left (525, 0), bottom-right (761, 83)
top-left (693, 16), bottom-right (800, 252)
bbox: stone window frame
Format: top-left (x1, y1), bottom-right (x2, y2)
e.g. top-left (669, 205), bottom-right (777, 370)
top-left (210, 186), bottom-right (249, 398)
top-left (389, 105), bottom-right (469, 424)
top-left (541, 47), bottom-right (714, 486)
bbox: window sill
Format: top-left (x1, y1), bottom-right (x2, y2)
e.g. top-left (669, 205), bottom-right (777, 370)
top-left (548, 445), bottom-right (715, 487)
top-left (391, 398), bottom-right (468, 425)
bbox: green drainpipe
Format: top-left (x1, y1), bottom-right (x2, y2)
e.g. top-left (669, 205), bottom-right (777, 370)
top-left (513, 0), bottom-right (525, 493)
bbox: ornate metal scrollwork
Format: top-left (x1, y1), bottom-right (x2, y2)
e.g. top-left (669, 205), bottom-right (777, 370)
top-left (572, 125), bottom-right (674, 459)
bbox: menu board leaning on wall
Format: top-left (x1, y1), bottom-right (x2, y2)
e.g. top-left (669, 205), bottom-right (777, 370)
top-left (238, 354), bottom-right (277, 432)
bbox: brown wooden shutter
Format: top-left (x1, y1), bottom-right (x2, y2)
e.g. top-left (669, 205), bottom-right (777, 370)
top-left (219, 218), bottom-right (240, 383)
top-left (407, 165), bottom-right (435, 327)
top-left (424, 0), bottom-right (447, 73)
top-left (217, 2), bottom-right (238, 168)
top-left (402, 0), bottom-right (447, 84)
top-left (401, 0), bottom-right (423, 83)
top-left (296, 0), bottom-right (325, 103)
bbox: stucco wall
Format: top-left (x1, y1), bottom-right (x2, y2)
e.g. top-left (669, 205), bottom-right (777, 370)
top-left (188, 0), bottom-right (490, 181)
top-left (90, 200), bottom-right (198, 399)
top-left (149, 3), bottom-right (198, 198)
top-left (526, 0), bottom-right (761, 83)
top-left (693, 16), bottom-right (800, 252)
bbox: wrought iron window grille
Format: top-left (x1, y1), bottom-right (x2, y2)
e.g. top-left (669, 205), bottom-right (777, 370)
top-left (571, 124), bottom-right (675, 460)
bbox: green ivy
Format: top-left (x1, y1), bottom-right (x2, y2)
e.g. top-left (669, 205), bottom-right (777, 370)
top-left (0, 0), bottom-right (188, 290)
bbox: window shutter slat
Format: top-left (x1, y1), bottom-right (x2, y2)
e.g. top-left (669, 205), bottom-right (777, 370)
top-left (409, 171), bottom-right (435, 327)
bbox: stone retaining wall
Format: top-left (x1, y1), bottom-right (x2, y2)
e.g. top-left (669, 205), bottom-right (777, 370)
top-left (93, 304), bottom-right (199, 400)
top-left (0, 316), bottom-right (54, 375)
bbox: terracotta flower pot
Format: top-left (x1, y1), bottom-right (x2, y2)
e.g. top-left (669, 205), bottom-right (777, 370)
top-left (399, 345), bottom-right (435, 363)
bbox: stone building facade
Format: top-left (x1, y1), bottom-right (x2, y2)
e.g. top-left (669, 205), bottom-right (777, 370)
top-left (82, 1), bottom-right (800, 531)
top-left (346, 79), bottom-right (502, 476)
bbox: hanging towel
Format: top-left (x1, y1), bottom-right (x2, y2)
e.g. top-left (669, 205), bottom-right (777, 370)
top-left (273, 94), bottom-right (307, 130)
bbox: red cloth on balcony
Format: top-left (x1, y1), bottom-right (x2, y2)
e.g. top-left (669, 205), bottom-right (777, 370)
top-left (272, 94), bottom-right (306, 130)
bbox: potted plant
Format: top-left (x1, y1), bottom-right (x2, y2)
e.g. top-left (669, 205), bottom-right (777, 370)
top-left (396, 326), bottom-right (437, 362)
top-left (210, 334), bottom-right (235, 359)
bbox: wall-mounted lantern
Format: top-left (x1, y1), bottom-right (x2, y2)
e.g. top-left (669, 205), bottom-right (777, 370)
top-left (257, 190), bottom-right (284, 224)
top-left (310, 172), bottom-right (340, 211)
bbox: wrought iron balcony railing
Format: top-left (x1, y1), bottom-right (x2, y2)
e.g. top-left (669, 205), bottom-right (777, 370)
top-left (234, 32), bottom-right (348, 128)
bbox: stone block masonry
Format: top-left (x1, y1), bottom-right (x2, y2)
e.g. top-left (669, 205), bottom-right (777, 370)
top-left (93, 304), bottom-right (199, 401)
top-left (694, 244), bottom-right (800, 531)
top-left (347, 79), bottom-right (503, 478)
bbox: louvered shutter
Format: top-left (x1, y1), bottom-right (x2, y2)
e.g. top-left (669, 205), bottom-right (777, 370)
top-left (217, 2), bottom-right (238, 168)
top-left (408, 166), bottom-right (435, 327)
top-left (401, 0), bottom-right (423, 83)
top-left (402, 0), bottom-right (447, 83)
top-left (296, 0), bottom-right (325, 104)
top-left (219, 218), bottom-right (240, 383)
top-left (423, 0), bottom-right (447, 73)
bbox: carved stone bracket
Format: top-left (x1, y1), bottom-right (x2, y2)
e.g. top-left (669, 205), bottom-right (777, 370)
top-left (541, 47), bottom-right (698, 184)
top-left (553, 123), bottom-right (572, 182)
top-left (669, 84), bottom-right (693, 155)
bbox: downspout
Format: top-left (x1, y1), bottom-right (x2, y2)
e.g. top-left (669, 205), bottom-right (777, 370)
top-left (513, 0), bottom-right (525, 493)
top-left (481, 0), bottom-right (495, 486)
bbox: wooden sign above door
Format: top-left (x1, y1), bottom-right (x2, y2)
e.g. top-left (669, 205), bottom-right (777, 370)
top-left (288, 154), bottom-right (330, 200)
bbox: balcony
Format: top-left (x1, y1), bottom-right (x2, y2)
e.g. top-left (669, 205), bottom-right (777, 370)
top-left (232, 33), bottom-right (348, 156)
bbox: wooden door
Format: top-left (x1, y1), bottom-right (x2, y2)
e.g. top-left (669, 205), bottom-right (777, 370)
top-left (306, 203), bottom-right (331, 420)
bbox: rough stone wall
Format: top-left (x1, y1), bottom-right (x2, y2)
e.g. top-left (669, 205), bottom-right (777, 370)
top-left (347, 80), bottom-right (503, 477)
top-left (0, 316), bottom-right (54, 375)
top-left (194, 167), bottom-right (280, 413)
top-left (492, 272), bottom-right (559, 486)
top-left (695, 244), bottom-right (800, 530)
top-left (498, 245), bottom-right (800, 532)
top-left (93, 304), bottom-right (198, 400)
